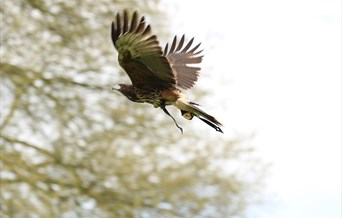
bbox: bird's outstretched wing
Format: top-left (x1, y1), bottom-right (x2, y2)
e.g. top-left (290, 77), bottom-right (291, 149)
top-left (164, 35), bottom-right (203, 90)
top-left (111, 10), bottom-right (176, 88)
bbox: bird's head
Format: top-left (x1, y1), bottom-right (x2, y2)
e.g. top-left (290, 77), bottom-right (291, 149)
top-left (112, 84), bottom-right (124, 92)
top-left (112, 83), bottom-right (133, 92)
top-left (112, 84), bottom-right (138, 102)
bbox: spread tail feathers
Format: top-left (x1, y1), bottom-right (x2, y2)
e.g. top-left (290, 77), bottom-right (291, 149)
top-left (175, 98), bottom-right (223, 133)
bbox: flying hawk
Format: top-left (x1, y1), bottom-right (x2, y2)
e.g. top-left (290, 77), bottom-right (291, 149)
top-left (111, 10), bottom-right (223, 133)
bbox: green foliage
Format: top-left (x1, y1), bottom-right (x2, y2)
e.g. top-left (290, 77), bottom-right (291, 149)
top-left (1, 1), bottom-right (265, 217)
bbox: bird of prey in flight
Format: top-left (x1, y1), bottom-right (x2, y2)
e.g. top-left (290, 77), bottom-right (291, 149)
top-left (111, 10), bottom-right (223, 133)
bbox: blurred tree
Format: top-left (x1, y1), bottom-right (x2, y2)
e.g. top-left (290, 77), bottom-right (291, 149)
top-left (1, 0), bottom-right (265, 217)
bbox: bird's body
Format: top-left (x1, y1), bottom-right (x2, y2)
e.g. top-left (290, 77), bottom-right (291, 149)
top-left (111, 10), bottom-right (223, 133)
top-left (113, 84), bottom-right (182, 108)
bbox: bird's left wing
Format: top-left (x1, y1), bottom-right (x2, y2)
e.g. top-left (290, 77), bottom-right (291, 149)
top-left (164, 35), bottom-right (203, 90)
top-left (111, 10), bottom-right (176, 88)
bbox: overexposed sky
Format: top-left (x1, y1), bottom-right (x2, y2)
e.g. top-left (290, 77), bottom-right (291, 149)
top-left (162, 0), bottom-right (341, 217)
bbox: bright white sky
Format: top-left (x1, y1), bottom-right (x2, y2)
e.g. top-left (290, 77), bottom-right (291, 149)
top-left (162, 0), bottom-right (341, 217)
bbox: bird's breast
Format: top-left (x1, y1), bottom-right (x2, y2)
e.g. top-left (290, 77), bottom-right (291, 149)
top-left (131, 87), bottom-right (181, 108)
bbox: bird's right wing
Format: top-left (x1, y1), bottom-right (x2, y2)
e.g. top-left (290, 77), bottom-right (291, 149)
top-left (111, 10), bottom-right (176, 88)
top-left (164, 35), bottom-right (203, 90)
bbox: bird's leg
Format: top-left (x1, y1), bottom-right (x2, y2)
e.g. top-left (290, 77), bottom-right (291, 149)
top-left (160, 104), bottom-right (183, 134)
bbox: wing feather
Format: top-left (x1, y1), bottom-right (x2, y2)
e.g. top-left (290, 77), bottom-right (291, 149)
top-left (135, 17), bottom-right (146, 33)
top-left (164, 35), bottom-right (203, 90)
top-left (123, 10), bottom-right (129, 33)
top-left (129, 12), bottom-right (138, 32)
top-left (111, 10), bottom-right (176, 88)
top-left (175, 35), bottom-right (185, 52)
top-left (169, 36), bottom-right (177, 53)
